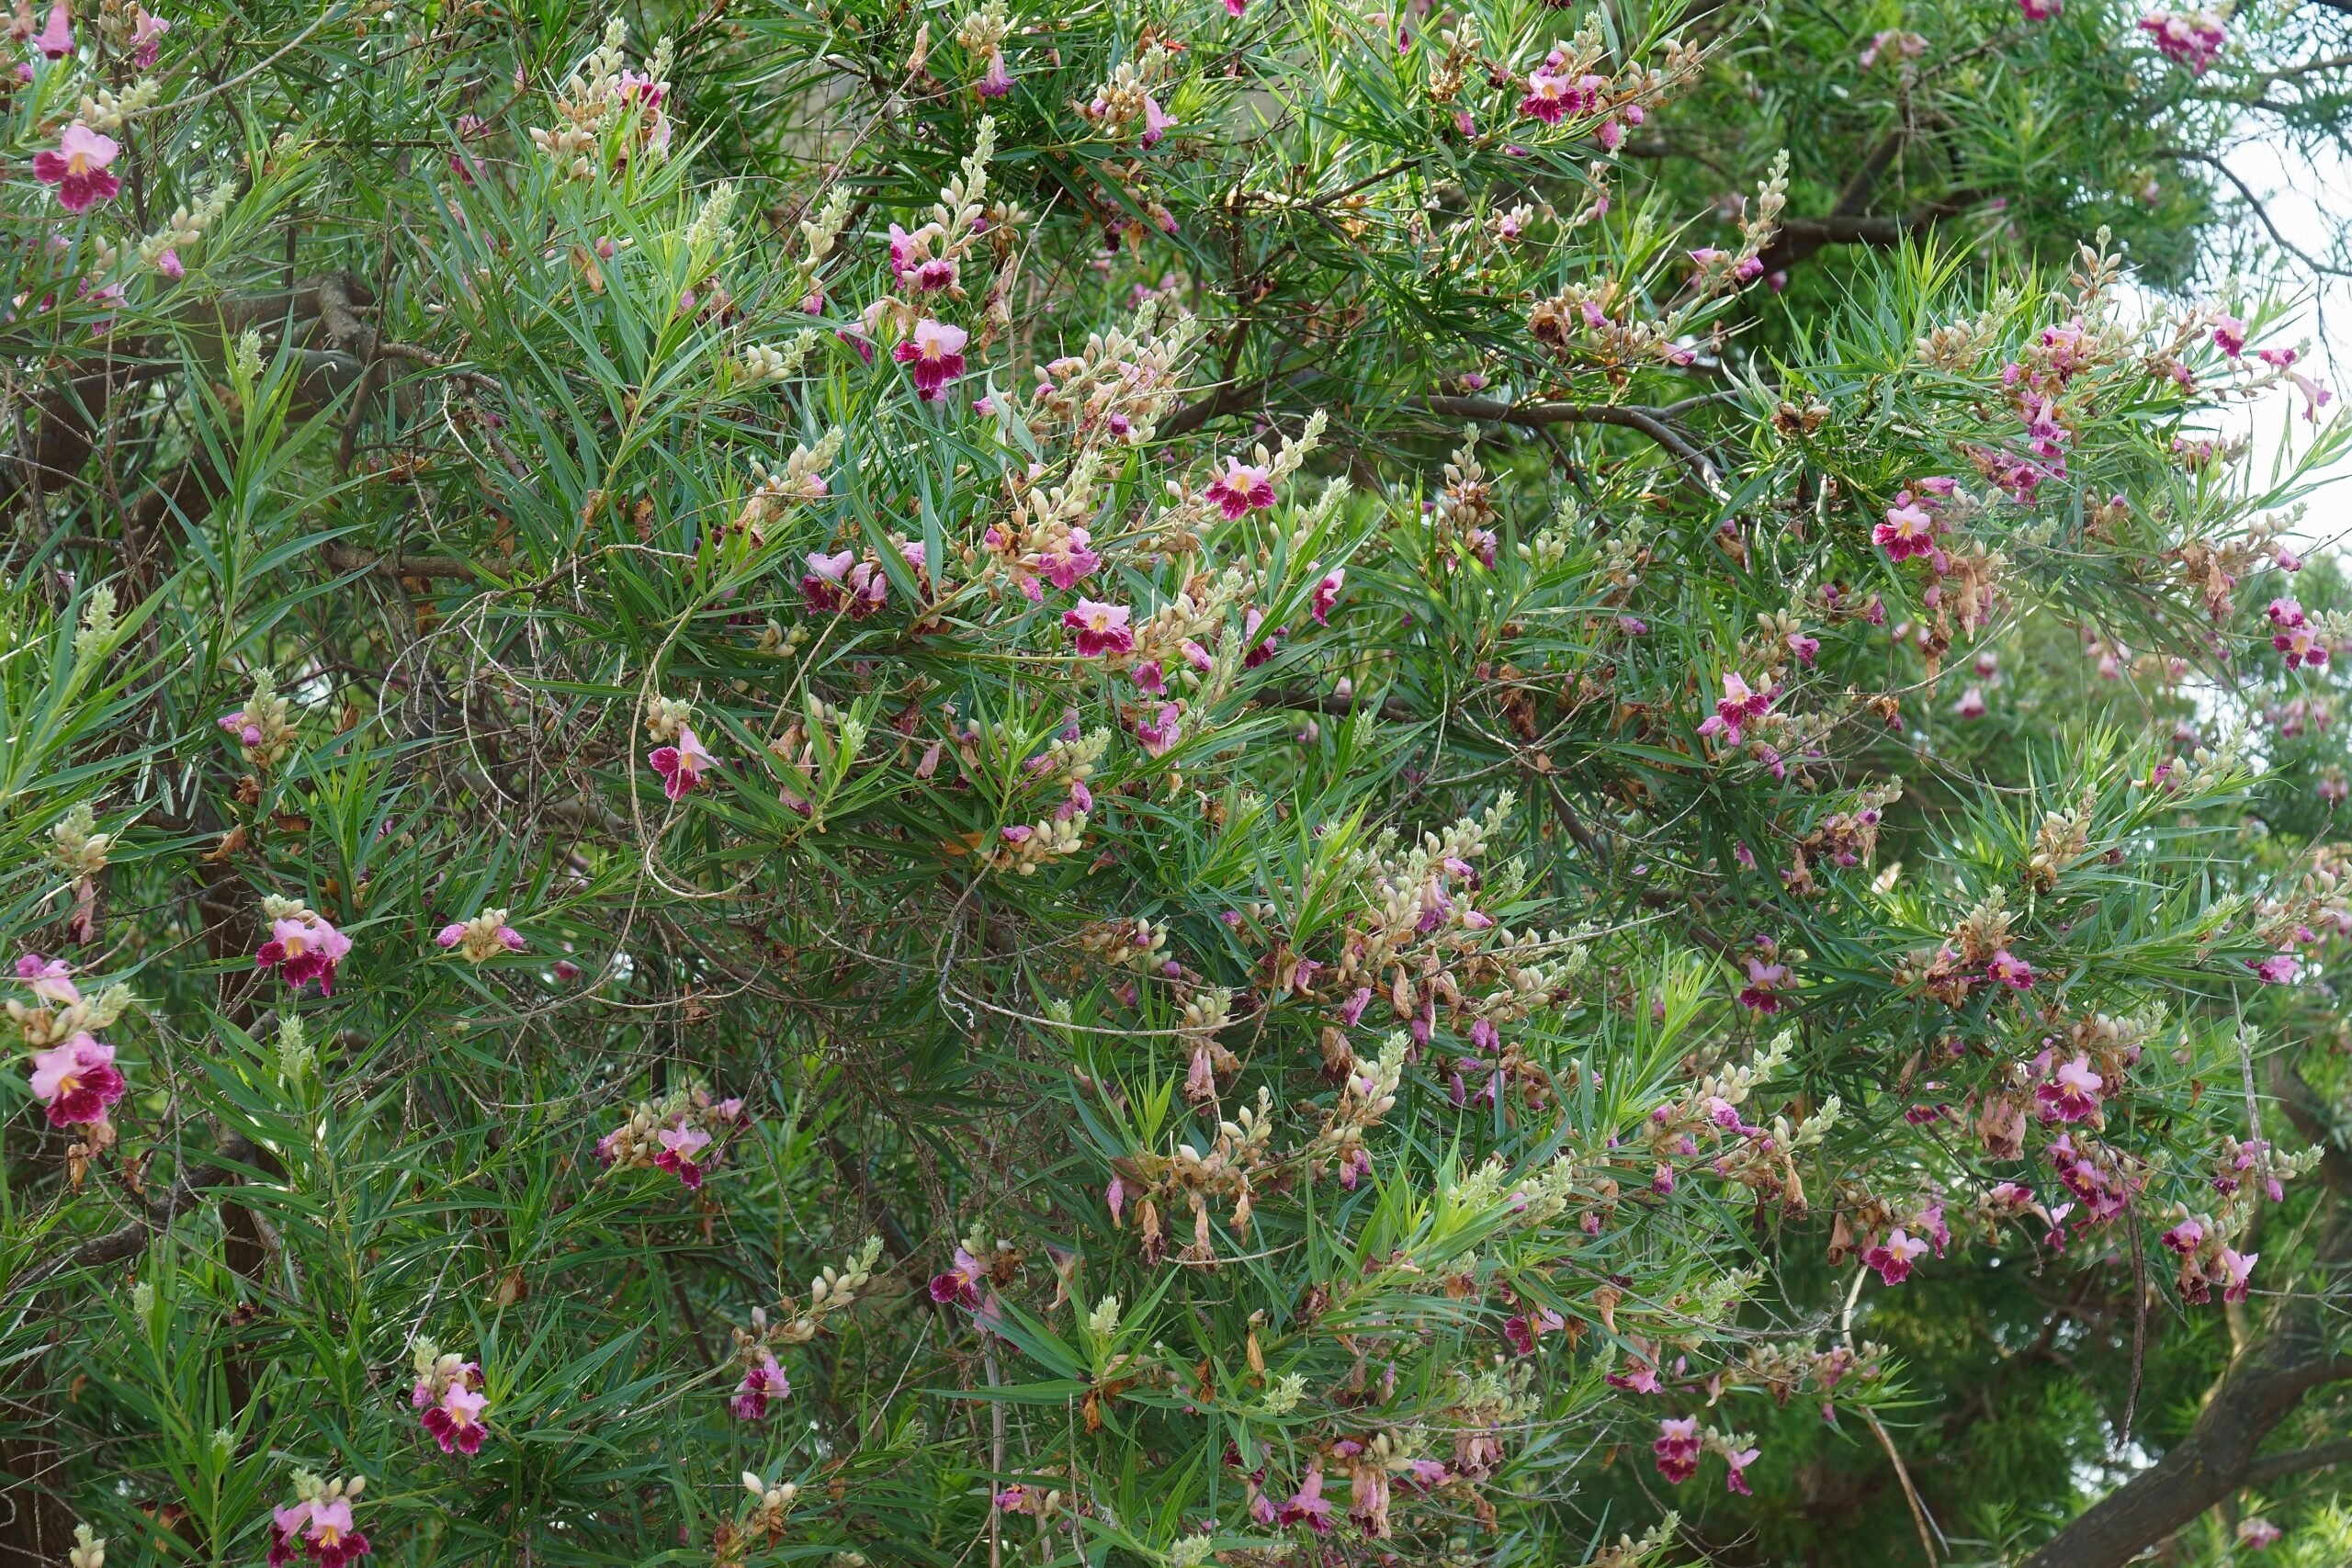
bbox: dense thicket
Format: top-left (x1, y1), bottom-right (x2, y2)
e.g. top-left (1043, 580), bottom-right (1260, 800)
top-left (3, 2), bottom-right (2351, 1566)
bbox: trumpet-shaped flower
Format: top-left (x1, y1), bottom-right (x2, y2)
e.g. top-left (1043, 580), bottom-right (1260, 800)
top-left (1203, 457), bottom-right (1275, 518)
top-left (29, 1032), bottom-right (124, 1126)
top-left (732, 1348), bottom-right (789, 1418)
top-left (892, 318), bottom-right (968, 401)
top-left (1062, 598), bottom-right (1134, 657)
top-left (650, 727), bottom-right (718, 799)
top-left (33, 124), bottom-right (121, 214)
top-left (2035, 1054), bottom-right (2102, 1122)
top-left (1861, 1228), bottom-right (1930, 1285)
top-left (255, 910), bottom-right (354, 996)
top-left (1653, 1417), bottom-right (1701, 1483)
top-left (421, 1382), bottom-right (490, 1455)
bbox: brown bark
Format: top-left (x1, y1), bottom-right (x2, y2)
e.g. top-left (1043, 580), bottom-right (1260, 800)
top-left (2019, 1061), bottom-right (2352, 1568)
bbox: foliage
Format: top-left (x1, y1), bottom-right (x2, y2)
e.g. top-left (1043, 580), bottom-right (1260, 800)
top-left (2, 1), bottom-right (2351, 1567)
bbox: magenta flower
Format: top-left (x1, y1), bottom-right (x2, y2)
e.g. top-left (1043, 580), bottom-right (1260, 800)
top-left (1861, 1228), bottom-right (1929, 1285)
top-left (1736, 955), bottom-right (1789, 1013)
top-left (1985, 948), bottom-right (2034, 989)
top-left (732, 1348), bottom-right (789, 1418)
top-left (1132, 660), bottom-right (1166, 695)
top-left (1203, 457), bottom-right (1275, 518)
top-left (1309, 567), bottom-right (1345, 626)
top-left (654, 1123), bottom-right (712, 1188)
top-left (29, 1032), bottom-right (124, 1126)
top-left (1873, 496), bottom-right (1937, 561)
top-left (2248, 951), bottom-right (2301, 986)
top-left (1517, 69), bottom-right (1575, 124)
top-left (2161, 1217), bottom-right (2204, 1255)
top-left (977, 47), bottom-right (1012, 96)
top-left (33, 124), bottom-right (121, 214)
top-left (649, 727), bottom-right (718, 799)
top-left (1653, 1417), bottom-right (1702, 1483)
top-left (2036, 1054), bottom-right (2102, 1122)
top-left (1139, 94), bottom-right (1173, 148)
top-left (31, 1), bottom-right (71, 56)
top-left (1276, 1469), bottom-right (1333, 1533)
top-left (422, 1382), bottom-right (489, 1454)
top-left (17, 952), bottom-right (80, 1005)
top-left (255, 911), bottom-right (354, 995)
top-left (1136, 703), bottom-right (1181, 757)
top-left (128, 3), bottom-right (167, 64)
top-left (1241, 607), bottom-right (1285, 668)
top-left (2139, 9), bottom-right (2226, 73)
top-left (270, 1496), bottom-right (372, 1568)
top-left (1062, 598), bottom-right (1134, 657)
top-left (2211, 314), bottom-right (2246, 357)
top-left (929, 1245), bottom-right (986, 1308)
top-left (1696, 671), bottom-right (1771, 748)
top-left (892, 318), bottom-right (969, 401)
top-left (1037, 526), bottom-right (1100, 590)
top-left (1724, 1445), bottom-right (1761, 1495)
top-left (2218, 1246), bottom-right (2257, 1302)
top-left (2238, 1517), bottom-right (2283, 1551)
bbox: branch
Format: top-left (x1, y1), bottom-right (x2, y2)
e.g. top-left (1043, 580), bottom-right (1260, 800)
top-left (1414, 396), bottom-right (1724, 494)
top-left (322, 541), bottom-right (487, 581)
top-left (10, 1128), bottom-right (258, 1293)
top-left (1255, 686), bottom-right (1419, 724)
top-left (2243, 1437), bottom-right (2352, 1487)
top-left (2155, 148), bottom-right (2352, 279)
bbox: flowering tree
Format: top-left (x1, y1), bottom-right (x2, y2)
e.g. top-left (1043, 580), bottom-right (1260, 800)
top-left (4, 1), bottom-right (2352, 1567)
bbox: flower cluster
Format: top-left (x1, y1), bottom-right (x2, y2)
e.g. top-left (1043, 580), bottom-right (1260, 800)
top-left (594, 1084), bottom-right (747, 1190)
top-left (12, 953), bottom-right (130, 1134)
top-left (410, 1342), bottom-right (491, 1455)
top-left (435, 908), bottom-right (526, 963)
top-left (254, 897), bottom-right (355, 996)
top-left (267, 1472), bottom-right (371, 1568)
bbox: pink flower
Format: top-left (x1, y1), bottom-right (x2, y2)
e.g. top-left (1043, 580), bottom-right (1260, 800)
top-left (2139, 9), bottom-right (2226, 73)
top-left (892, 318), bottom-right (969, 401)
top-left (1724, 1445), bottom-right (1761, 1495)
top-left (1874, 497), bottom-right (1937, 561)
top-left (422, 1382), bottom-right (490, 1455)
top-left (28, 1032), bottom-right (124, 1126)
top-left (2035, 1054), bottom-right (2102, 1122)
top-left (1518, 69), bottom-right (1573, 124)
top-left (1985, 948), bottom-right (2034, 989)
top-left (1736, 955), bottom-right (1789, 1014)
top-left (1861, 1229), bottom-right (1930, 1285)
top-left (1241, 606), bottom-right (1284, 668)
top-left (1607, 1358), bottom-right (1660, 1393)
top-left (2249, 951), bottom-right (2301, 986)
top-left (1139, 94), bottom-right (1173, 149)
top-left (1786, 631), bottom-right (1820, 666)
top-left (17, 952), bottom-right (79, 1005)
top-left (2237, 1517), bottom-right (2283, 1551)
top-left (1203, 457), bottom-right (1275, 518)
top-left (2212, 314), bottom-right (2246, 357)
top-left (1697, 671), bottom-right (1771, 748)
top-left (1136, 703), bottom-right (1182, 757)
top-left (31, 1), bottom-right (71, 56)
top-left (654, 1123), bottom-right (712, 1188)
top-left (127, 3), bottom-right (167, 64)
top-left (1310, 567), bottom-right (1345, 626)
top-left (649, 727), bottom-right (718, 799)
top-left (33, 123), bottom-right (121, 214)
top-left (929, 1245), bottom-right (986, 1308)
top-left (1653, 1417), bottom-right (1702, 1483)
top-left (732, 1349), bottom-right (789, 1419)
top-left (255, 912), bottom-right (354, 996)
top-left (2160, 1217), bottom-right (2204, 1255)
top-left (2018, 0), bottom-right (2060, 16)
top-left (1132, 660), bottom-right (1166, 695)
top-left (1037, 527), bottom-right (1100, 590)
top-left (977, 47), bottom-right (1012, 97)
top-left (1276, 1469), bottom-right (1333, 1533)
top-left (2218, 1246), bottom-right (2257, 1302)
top-left (1062, 598), bottom-right (1134, 657)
